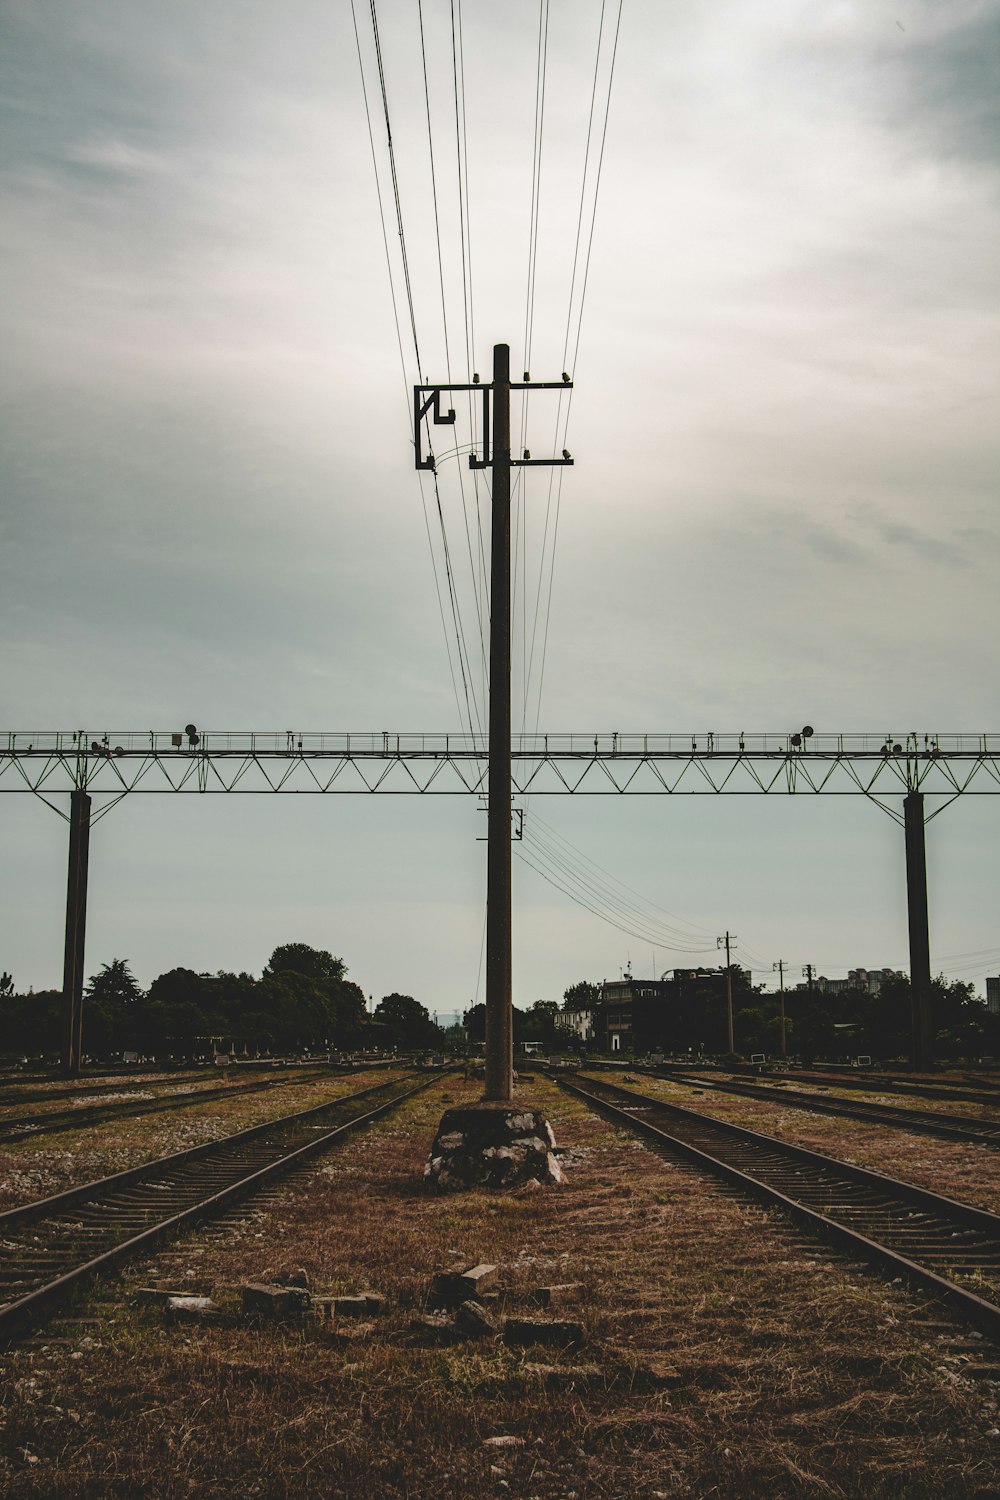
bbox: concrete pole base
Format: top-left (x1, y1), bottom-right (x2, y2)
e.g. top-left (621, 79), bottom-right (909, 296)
top-left (424, 1102), bottom-right (562, 1192)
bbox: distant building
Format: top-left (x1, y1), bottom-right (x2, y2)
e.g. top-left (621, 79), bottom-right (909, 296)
top-left (814, 968), bottom-right (904, 996)
top-left (598, 967), bottom-right (748, 1054)
top-left (987, 977), bottom-right (1000, 1016)
top-left (559, 1008), bottom-right (595, 1043)
top-left (599, 977), bottom-right (675, 1052)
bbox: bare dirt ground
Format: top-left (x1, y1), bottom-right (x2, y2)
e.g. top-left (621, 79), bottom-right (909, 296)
top-left (1, 1075), bottom-right (999, 1498)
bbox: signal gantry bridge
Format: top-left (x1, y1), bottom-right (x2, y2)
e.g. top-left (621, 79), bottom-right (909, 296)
top-left (3, 730), bottom-right (998, 804)
top-left (3, 729), bottom-right (997, 1075)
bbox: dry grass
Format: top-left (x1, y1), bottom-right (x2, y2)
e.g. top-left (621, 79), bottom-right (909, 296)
top-left (0, 1077), bottom-right (998, 1498)
top-left (0, 1070), bottom-right (409, 1211)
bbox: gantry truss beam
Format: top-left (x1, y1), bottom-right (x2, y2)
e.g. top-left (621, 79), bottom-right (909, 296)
top-left (2, 732), bottom-right (999, 811)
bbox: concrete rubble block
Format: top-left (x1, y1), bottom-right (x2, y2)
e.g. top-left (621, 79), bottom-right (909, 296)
top-left (532, 1283), bottom-right (584, 1310)
top-left (164, 1295), bottom-right (219, 1323)
top-left (429, 1263), bottom-right (496, 1307)
top-left (460, 1263), bottom-right (497, 1296)
top-left (133, 1288), bottom-right (194, 1305)
top-left (502, 1317), bottom-right (585, 1351)
top-left (361, 1292), bottom-right (388, 1314)
top-left (241, 1282), bottom-right (312, 1319)
top-left (455, 1299), bottom-right (498, 1340)
top-left (330, 1295), bottom-right (372, 1318)
top-left (482, 1435), bottom-right (525, 1448)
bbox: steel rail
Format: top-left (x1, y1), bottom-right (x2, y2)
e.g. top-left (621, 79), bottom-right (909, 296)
top-left (646, 1069), bottom-right (1000, 1148)
top-left (556, 1072), bottom-right (1000, 1340)
top-left (0, 1073), bottom-right (434, 1345)
top-left (745, 1067), bottom-right (1000, 1110)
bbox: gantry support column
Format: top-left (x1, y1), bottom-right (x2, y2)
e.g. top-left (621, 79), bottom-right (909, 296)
top-left (484, 342), bottom-right (514, 1103)
top-left (63, 789), bottom-right (92, 1076)
top-left (904, 791), bottom-right (934, 1071)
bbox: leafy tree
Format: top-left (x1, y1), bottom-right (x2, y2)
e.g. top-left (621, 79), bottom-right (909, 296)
top-left (522, 1000), bottom-right (560, 1043)
top-left (374, 993), bottom-right (442, 1050)
top-left (563, 981), bottom-right (599, 1011)
top-left (86, 959), bottom-right (143, 1007)
top-left (462, 1003), bottom-right (527, 1045)
top-left (265, 945), bottom-right (346, 983)
top-left (0, 972), bottom-right (13, 999)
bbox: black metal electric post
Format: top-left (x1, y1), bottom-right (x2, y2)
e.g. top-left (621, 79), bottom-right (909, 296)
top-left (63, 789), bottom-right (92, 1076)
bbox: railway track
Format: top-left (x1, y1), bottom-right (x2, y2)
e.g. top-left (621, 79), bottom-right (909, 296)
top-left (0, 1066), bottom-right (341, 1143)
top-left (726, 1067), bottom-right (1000, 1110)
top-left (0, 1073), bottom-right (433, 1345)
top-left (557, 1072), bottom-right (1000, 1340)
top-left (643, 1068), bottom-right (1000, 1147)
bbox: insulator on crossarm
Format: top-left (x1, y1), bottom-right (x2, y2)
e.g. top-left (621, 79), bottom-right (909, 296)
top-left (523, 449), bottom-right (531, 460)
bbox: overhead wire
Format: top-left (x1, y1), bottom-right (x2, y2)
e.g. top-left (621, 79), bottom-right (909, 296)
top-left (514, 841), bottom-right (718, 955)
top-left (527, 811), bottom-right (717, 936)
top-left (523, 822), bottom-right (718, 952)
top-left (356, 0), bottom-right (485, 744)
top-left (522, 0), bottom-right (623, 749)
top-left (419, 0), bottom-right (488, 700)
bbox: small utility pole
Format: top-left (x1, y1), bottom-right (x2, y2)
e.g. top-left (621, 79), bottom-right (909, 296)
top-left (414, 346), bottom-right (572, 1104)
top-left (717, 932), bottom-right (737, 1055)
top-left (772, 959), bottom-right (787, 1058)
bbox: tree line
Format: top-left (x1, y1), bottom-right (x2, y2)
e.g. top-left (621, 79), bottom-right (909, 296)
top-left (548, 972), bottom-right (999, 1062)
top-left (0, 944), bottom-right (445, 1061)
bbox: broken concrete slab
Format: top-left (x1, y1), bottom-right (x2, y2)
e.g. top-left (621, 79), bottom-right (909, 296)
top-left (329, 1295), bottom-right (371, 1318)
top-left (455, 1299), bottom-right (498, 1340)
top-left (429, 1263), bottom-right (498, 1307)
top-left (241, 1283), bottom-right (311, 1318)
top-left (164, 1295), bottom-right (219, 1323)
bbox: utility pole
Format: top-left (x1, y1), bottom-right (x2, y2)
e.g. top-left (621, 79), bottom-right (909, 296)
top-left (485, 341), bottom-right (513, 1102)
top-left (772, 959), bottom-right (787, 1058)
top-left (63, 788), bottom-right (92, 1076)
top-left (717, 932), bottom-right (737, 1055)
top-left (904, 791), bottom-right (934, 1071)
top-left (414, 347), bottom-right (572, 1104)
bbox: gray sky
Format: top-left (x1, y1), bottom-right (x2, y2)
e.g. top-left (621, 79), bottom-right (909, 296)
top-left (2, 0), bottom-right (998, 1012)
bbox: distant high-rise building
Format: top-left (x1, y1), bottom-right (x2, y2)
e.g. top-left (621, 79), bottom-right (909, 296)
top-left (987, 977), bottom-right (1000, 1016)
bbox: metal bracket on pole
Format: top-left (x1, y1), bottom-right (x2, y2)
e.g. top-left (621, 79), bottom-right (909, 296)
top-left (413, 378), bottom-right (573, 473)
